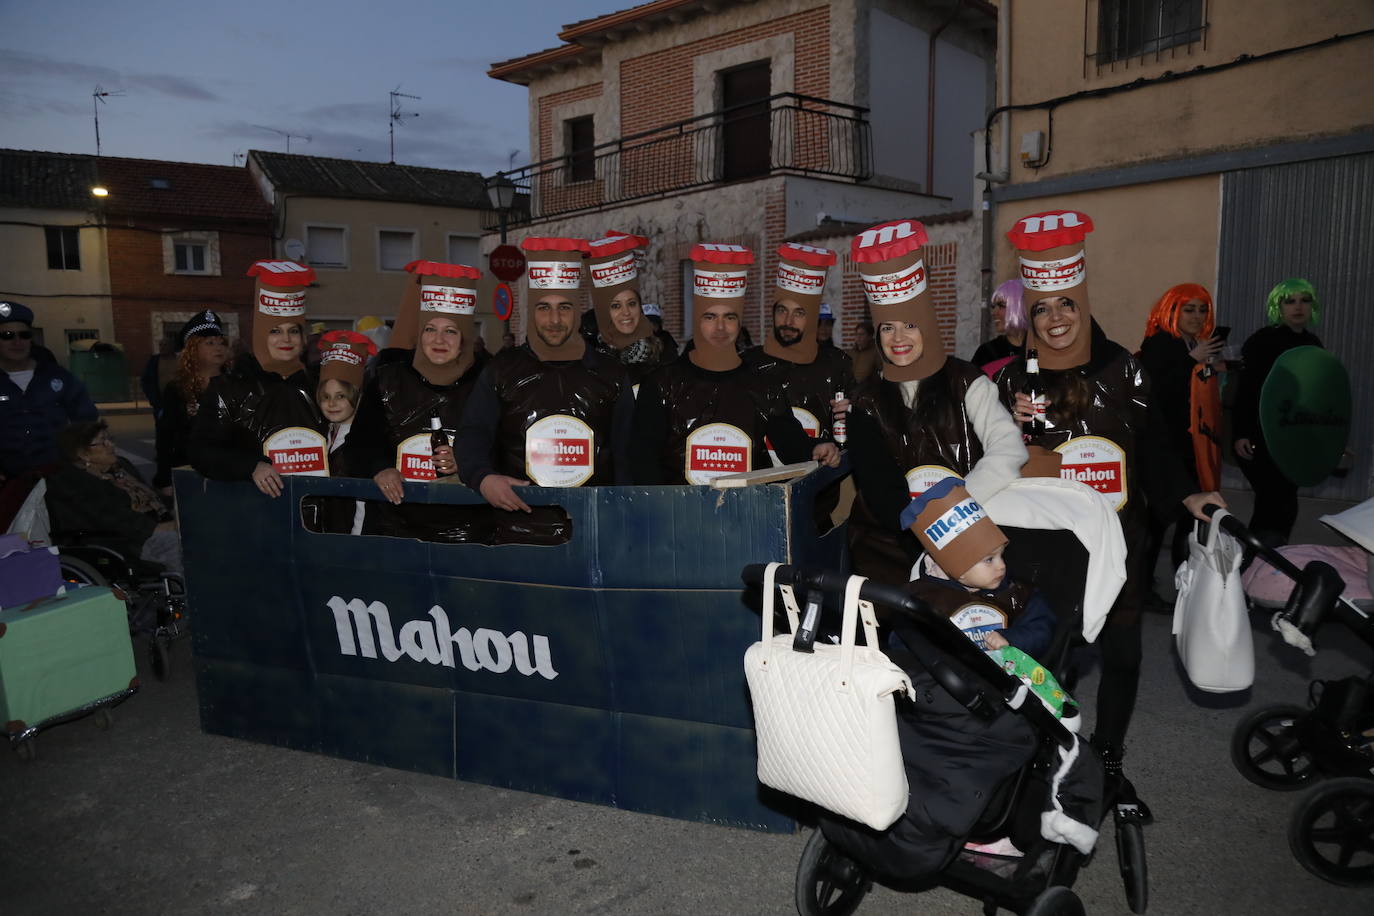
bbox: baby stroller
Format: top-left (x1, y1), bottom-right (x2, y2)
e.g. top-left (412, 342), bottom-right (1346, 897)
top-left (1221, 501), bottom-right (1374, 887)
top-left (742, 561), bottom-right (1147, 916)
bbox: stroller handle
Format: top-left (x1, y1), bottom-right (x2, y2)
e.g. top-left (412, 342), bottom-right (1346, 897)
top-left (742, 563), bottom-right (1076, 750)
top-left (1198, 508), bottom-right (1370, 649)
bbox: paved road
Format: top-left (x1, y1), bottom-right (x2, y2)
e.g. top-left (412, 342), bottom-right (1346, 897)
top-left (4, 411), bottom-right (1370, 914)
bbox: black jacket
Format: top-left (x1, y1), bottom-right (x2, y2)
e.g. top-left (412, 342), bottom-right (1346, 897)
top-left (189, 356), bottom-right (323, 481)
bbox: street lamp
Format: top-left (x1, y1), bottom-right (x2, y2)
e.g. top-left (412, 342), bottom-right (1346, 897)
top-left (485, 172), bottom-right (517, 244)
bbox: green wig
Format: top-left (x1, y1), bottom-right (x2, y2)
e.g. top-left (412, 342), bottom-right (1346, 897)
top-left (1264, 278), bottom-right (1320, 327)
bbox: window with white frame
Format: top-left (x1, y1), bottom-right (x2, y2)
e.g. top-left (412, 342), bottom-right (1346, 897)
top-left (162, 230), bottom-right (220, 276)
top-left (378, 229), bottom-right (417, 271)
top-left (305, 225), bottom-right (348, 268)
top-left (174, 240), bottom-right (209, 274)
top-left (447, 234), bottom-right (480, 267)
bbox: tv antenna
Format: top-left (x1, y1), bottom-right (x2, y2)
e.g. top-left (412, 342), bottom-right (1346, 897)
top-left (92, 86), bottom-right (125, 156)
top-left (251, 125), bottom-right (312, 154)
top-left (389, 87), bottom-right (421, 164)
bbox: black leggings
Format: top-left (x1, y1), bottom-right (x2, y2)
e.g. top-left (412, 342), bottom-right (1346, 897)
top-left (1237, 443), bottom-right (1299, 547)
top-left (1093, 525), bottom-right (1147, 750)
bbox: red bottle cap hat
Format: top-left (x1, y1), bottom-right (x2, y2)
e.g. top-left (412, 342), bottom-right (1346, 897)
top-left (690, 243), bottom-right (755, 265)
top-left (521, 237), bottom-right (591, 254)
top-left (849, 220), bottom-right (929, 264)
top-left (777, 242), bottom-right (837, 267)
top-left (1005, 210), bottom-right (1094, 252)
top-left (589, 233), bottom-right (648, 257)
top-left (247, 260), bottom-right (317, 287)
top-left (404, 260), bottom-right (482, 280)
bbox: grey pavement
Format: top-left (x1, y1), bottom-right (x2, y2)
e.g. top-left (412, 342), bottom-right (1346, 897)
top-left (3, 412), bottom-right (1370, 914)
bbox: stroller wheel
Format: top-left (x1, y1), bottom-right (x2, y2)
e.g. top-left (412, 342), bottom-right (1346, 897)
top-left (1024, 885), bottom-right (1085, 916)
top-left (1231, 704), bottom-right (1318, 791)
top-left (1287, 777), bottom-right (1374, 886)
top-left (795, 829), bottom-right (871, 916)
top-left (149, 634), bottom-right (172, 682)
top-left (1115, 820), bottom-right (1148, 913)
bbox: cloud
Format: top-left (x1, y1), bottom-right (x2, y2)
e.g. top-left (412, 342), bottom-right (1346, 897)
top-left (0, 89), bottom-right (88, 120)
top-left (0, 48), bottom-right (221, 102)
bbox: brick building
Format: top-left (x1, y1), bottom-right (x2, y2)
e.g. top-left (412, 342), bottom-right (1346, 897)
top-left (96, 157), bottom-right (272, 373)
top-left (486, 0), bottom-right (995, 356)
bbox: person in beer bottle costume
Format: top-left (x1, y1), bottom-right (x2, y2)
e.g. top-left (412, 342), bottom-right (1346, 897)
top-left (993, 210), bottom-right (1222, 821)
top-left (842, 220), bottom-right (1026, 586)
top-left (303, 330), bottom-right (376, 534)
top-left (629, 243), bottom-right (839, 486)
top-left (586, 232), bottom-right (672, 386)
top-left (456, 237), bottom-right (634, 516)
top-left (743, 244), bottom-right (854, 451)
top-left (349, 261), bottom-right (487, 520)
top-left (190, 260), bottom-right (327, 498)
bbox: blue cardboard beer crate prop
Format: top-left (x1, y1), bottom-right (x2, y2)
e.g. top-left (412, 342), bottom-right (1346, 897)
top-left (176, 468), bottom-right (847, 832)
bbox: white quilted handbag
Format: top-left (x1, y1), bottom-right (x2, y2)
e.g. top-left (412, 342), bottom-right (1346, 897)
top-left (744, 563), bottom-right (915, 830)
top-left (1172, 509), bottom-right (1254, 693)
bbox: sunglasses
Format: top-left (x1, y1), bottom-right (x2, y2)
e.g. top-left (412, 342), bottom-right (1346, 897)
top-left (0, 330), bottom-right (34, 341)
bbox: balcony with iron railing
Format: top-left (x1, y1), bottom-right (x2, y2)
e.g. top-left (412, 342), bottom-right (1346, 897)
top-left (483, 93), bottom-right (872, 231)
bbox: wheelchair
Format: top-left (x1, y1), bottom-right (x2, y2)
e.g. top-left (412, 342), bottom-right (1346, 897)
top-left (57, 536), bottom-right (189, 682)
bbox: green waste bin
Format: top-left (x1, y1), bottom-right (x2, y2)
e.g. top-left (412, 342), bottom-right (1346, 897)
top-left (68, 348), bottom-right (129, 403)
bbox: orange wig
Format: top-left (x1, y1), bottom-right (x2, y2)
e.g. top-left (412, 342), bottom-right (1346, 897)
top-left (1142, 283), bottom-right (1215, 340)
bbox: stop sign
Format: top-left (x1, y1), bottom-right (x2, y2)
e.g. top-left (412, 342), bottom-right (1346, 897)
top-left (489, 245), bottom-right (526, 282)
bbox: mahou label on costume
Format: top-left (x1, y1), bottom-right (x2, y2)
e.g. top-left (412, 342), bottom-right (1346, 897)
top-left (777, 262), bottom-right (826, 295)
top-left (258, 289), bottom-right (306, 317)
top-left (923, 497), bottom-right (984, 548)
top-left (1019, 253), bottom-right (1085, 293)
top-left (263, 426), bottom-right (328, 476)
top-left (906, 464), bottom-right (957, 499)
top-left (396, 433), bottom-right (435, 481)
top-left (862, 260), bottom-right (927, 305)
top-left (527, 261), bottom-right (582, 289)
top-left (525, 414), bottom-right (594, 488)
top-left (765, 407), bottom-right (820, 466)
top-left (420, 284), bottom-right (477, 315)
top-left (322, 344), bottom-right (363, 367)
top-left (949, 602), bottom-right (1010, 650)
top-left (694, 269), bottom-right (748, 298)
top-left (590, 253), bottom-right (637, 288)
top-left (685, 422), bottom-right (751, 484)
top-left (1055, 436), bottom-right (1127, 511)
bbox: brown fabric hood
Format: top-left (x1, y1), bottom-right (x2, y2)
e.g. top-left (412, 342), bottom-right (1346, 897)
top-left (851, 220), bottom-right (944, 381)
top-left (688, 243), bottom-right (753, 371)
top-left (247, 260), bottom-right (316, 377)
top-left (763, 242), bottom-right (835, 364)
top-left (522, 237), bottom-right (590, 362)
top-left (1006, 210), bottom-right (1094, 370)
top-left (587, 232), bottom-right (651, 350)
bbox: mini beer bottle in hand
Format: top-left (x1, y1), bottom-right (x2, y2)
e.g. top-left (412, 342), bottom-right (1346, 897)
top-left (1023, 349), bottom-right (1047, 436)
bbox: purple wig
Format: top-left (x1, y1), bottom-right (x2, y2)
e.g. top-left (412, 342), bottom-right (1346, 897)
top-left (991, 278), bottom-right (1027, 333)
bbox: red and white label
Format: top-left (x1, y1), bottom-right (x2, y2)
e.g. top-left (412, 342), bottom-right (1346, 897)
top-left (1055, 436), bottom-right (1127, 511)
top-left (766, 407), bottom-right (820, 466)
top-left (258, 289), bottom-right (306, 317)
top-left (420, 284), bottom-right (476, 315)
top-left (685, 422), bottom-right (751, 485)
top-left (776, 262), bottom-right (826, 296)
top-left (590, 252), bottom-right (637, 288)
top-left (321, 344), bottom-right (363, 367)
top-left (694, 269), bottom-right (747, 299)
top-left (263, 426), bottom-right (328, 476)
top-left (1019, 252), bottom-right (1085, 293)
top-left (905, 464), bottom-right (957, 499)
top-left (525, 414), bottom-right (595, 488)
top-left (527, 260), bottom-right (582, 290)
top-left (396, 433), bottom-right (435, 481)
top-left (862, 260), bottom-right (926, 306)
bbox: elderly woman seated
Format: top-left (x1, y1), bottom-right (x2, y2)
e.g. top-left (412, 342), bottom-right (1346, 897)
top-left (45, 420), bottom-right (182, 573)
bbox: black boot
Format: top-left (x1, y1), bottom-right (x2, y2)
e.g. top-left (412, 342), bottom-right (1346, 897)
top-left (1092, 736), bottom-right (1154, 826)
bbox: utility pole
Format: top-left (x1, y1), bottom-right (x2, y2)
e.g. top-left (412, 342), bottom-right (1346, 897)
top-left (92, 86), bottom-right (124, 156)
top-left (389, 88), bottom-right (421, 164)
